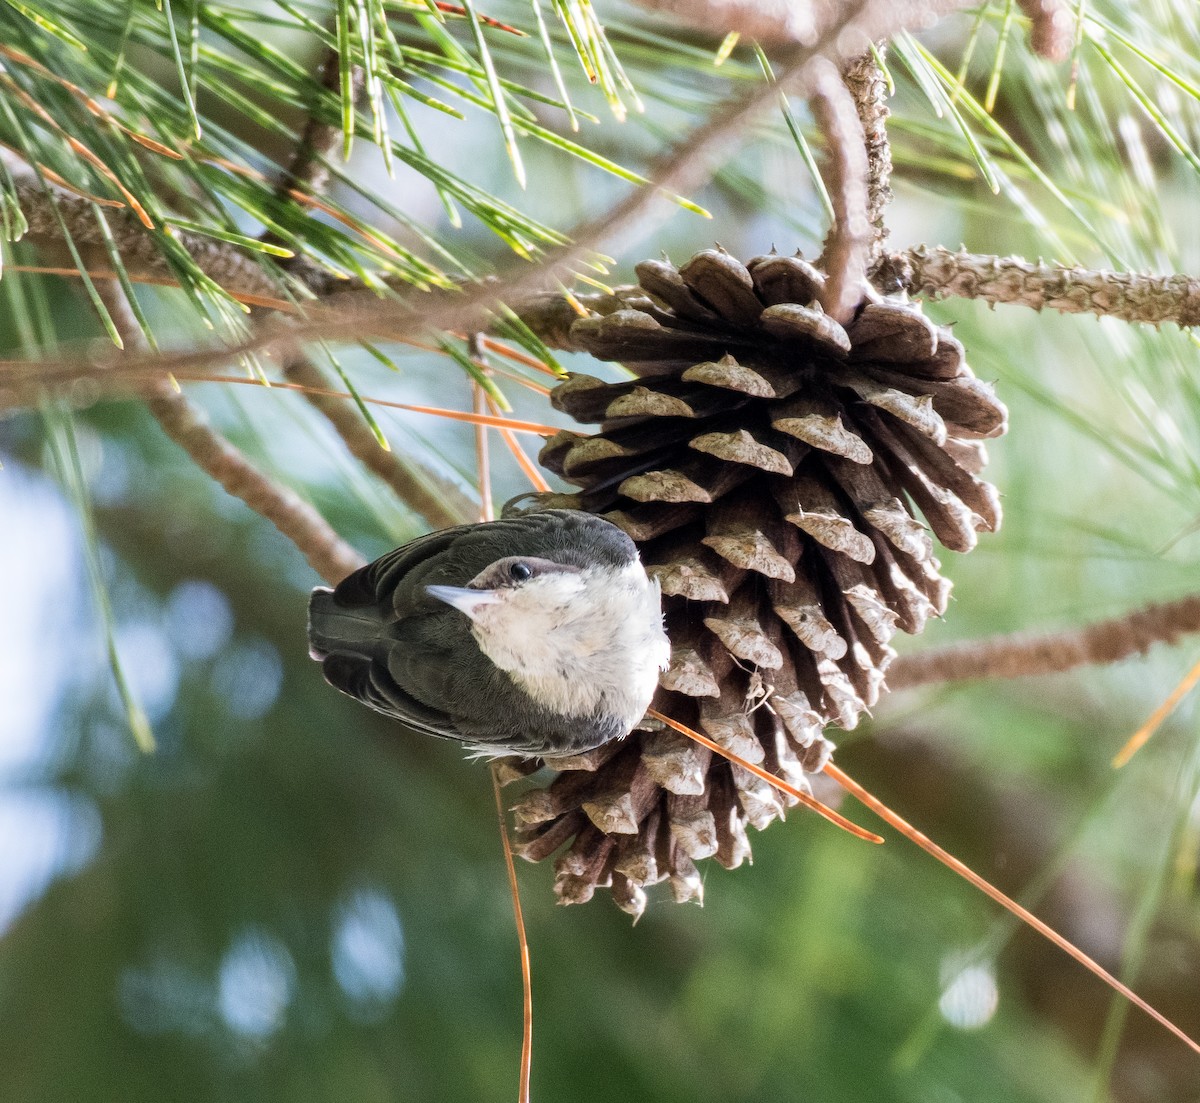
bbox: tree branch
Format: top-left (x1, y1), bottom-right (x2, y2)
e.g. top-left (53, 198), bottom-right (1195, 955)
top-left (12, 180), bottom-right (337, 304)
top-left (274, 46), bottom-right (363, 203)
top-left (1, 0), bottom-right (980, 396)
top-left (888, 593), bottom-right (1200, 690)
top-left (811, 56), bottom-right (871, 323)
top-left (890, 246), bottom-right (1200, 328)
top-left (844, 47), bottom-right (893, 265)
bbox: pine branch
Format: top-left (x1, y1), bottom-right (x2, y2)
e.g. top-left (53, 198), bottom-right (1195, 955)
top-left (811, 55), bottom-right (871, 323)
top-left (11, 234), bottom-right (1200, 403)
top-left (93, 282), bottom-right (365, 586)
top-left (1, 2), bottom-right (930, 387)
top-left (12, 180), bottom-right (336, 303)
top-left (888, 593), bottom-right (1200, 689)
top-left (843, 47), bottom-right (892, 265)
top-left (891, 246), bottom-right (1200, 327)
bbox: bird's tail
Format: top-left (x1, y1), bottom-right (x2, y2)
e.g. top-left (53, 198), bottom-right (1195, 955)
top-left (307, 586), bottom-right (385, 662)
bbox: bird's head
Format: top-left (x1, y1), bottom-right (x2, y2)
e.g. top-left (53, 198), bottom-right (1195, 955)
top-left (426, 552), bottom-right (669, 726)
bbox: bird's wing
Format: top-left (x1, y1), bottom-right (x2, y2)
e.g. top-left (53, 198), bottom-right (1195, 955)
top-left (321, 523), bottom-right (479, 740)
top-left (320, 647), bottom-right (465, 742)
top-left (331, 523), bottom-right (475, 611)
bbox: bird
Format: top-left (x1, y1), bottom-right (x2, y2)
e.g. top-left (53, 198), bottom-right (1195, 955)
top-left (307, 509), bottom-right (671, 758)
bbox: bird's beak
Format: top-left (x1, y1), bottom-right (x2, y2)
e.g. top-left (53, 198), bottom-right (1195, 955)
top-left (425, 584), bottom-right (503, 620)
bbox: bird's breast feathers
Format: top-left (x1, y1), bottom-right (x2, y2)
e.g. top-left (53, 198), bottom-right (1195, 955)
top-left (469, 561), bottom-right (669, 728)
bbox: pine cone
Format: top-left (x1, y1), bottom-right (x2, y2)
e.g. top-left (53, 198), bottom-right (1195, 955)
top-left (509, 249), bottom-right (1007, 916)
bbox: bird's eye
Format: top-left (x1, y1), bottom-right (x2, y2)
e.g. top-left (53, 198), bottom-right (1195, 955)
top-left (508, 561), bottom-right (533, 582)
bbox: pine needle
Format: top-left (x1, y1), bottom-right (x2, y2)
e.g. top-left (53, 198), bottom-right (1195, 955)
top-left (1112, 654), bottom-right (1200, 768)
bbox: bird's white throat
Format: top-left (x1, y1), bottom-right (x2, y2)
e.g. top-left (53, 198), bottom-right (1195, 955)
top-left (466, 561), bottom-right (669, 730)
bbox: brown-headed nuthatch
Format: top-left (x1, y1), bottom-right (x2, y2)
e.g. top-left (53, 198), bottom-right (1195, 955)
top-left (307, 510), bottom-right (670, 758)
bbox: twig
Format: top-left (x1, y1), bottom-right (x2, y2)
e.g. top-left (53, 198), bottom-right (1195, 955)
top-left (810, 56), bottom-right (871, 323)
top-left (281, 355), bottom-right (476, 529)
top-left (12, 180), bottom-right (338, 303)
top-left (261, 38), bottom-right (364, 262)
top-left (274, 45), bottom-right (363, 204)
top-left (843, 47), bottom-right (893, 265)
top-left (891, 246), bottom-right (1200, 328)
top-left (94, 282), bottom-right (365, 586)
top-left (887, 593), bottom-right (1200, 690)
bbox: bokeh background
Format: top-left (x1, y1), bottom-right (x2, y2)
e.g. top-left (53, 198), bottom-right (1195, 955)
top-left (1, 2), bottom-right (1199, 1101)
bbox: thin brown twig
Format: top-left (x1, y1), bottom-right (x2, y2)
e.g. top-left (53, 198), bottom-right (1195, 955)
top-left (93, 282), bottom-right (365, 586)
top-left (811, 56), bottom-right (871, 323)
top-left (889, 246), bottom-right (1200, 328)
top-left (275, 46), bottom-right (363, 205)
top-left (887, 593), bottom-right (1200, 690)
top-left (843, 47), bottom-right (893, 265)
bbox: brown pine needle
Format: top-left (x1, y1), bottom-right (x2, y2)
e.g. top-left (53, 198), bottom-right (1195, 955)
top-left (491, 765), bottom-right (533, 1103)
top-left (403, 337), bottom-right (551, 394)
top-left (0, 150), bottom-right (127, 209)
top-left (485, 366), bottom-right (552, 396)
top-left (1113, 653), bottom-right (1200, 768)
top-left (0, 44), bottom-right (185, 160)
top-left (4, 265), bottom-right (293, 309)
top-left (392, 400), bottom-right (557, 436)
top-left (170, 375), bottom-right (561, 433)
top-left (487, 395), bottom-right (552, 493)
top-left (0, 74), bottom-right (154, 227)
top-left (434, 1), bottom-right (525, 34)
top-left (647, 709), bottom-right (883, 844)
top-left (0, 360), bottom-right (564, 433)
top-left (474, 381), bottom-right (494, 521)
top-left (823, 761), bottom-right (1200, 1058)
top-left (476, 336), bottom-right (560, 377)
